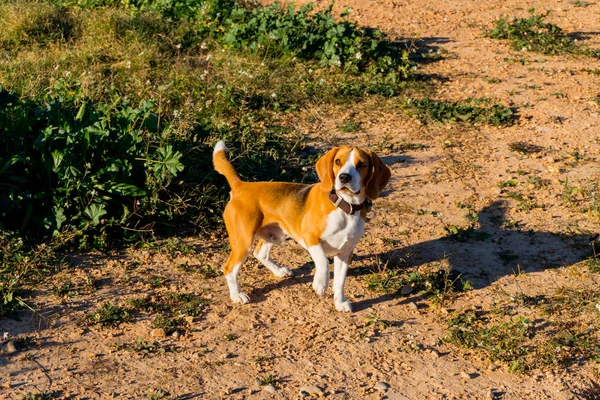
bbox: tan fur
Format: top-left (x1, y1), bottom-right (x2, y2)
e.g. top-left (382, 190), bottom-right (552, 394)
top-left (214, 143), bottom-right (390, 284)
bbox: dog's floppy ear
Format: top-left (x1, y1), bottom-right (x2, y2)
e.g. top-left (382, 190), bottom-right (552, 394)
top-left (316, 147), bottom-right (339, 192)
top-left (365, 150), bottom-right (391, 200)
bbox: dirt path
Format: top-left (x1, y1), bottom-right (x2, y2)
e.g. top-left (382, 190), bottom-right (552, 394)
top-left (2, 0), bottom-right (600, 399)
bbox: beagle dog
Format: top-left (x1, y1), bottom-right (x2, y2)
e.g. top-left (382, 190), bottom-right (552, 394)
top-left (213, 141), bottom-right (391, 312)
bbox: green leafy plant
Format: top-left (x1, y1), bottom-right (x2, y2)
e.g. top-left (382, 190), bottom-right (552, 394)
top-left (151, 314), bottom-right (186, 335)
top-left (365, 266), bottom-right (472, 300)
top-left (86, 301), bottom-right (129, 328)
top-left (587, 257), bottom-right (600, 273)
top-left (221, 3), bottom-right (414, 80)
top-left (407, 98), bottom-right (515, 126)
top-left (488, 11), bottom-right (599, 58)
top-left (365, 313), bottom-right (392, 329)
top-left (0, 231), bottom-right (59, 317)
top-left (509, 141), bottom-right (544, 154)
top-left (114, 337), bottom-right (172, 356)
top-left (446, 312), bottom-right (532, 372)
top-left (257, 374), bottom-right (276, 386)
top-left (1, 90), bottom-right (184, 245)
top-left (498, 179), bottom-right (519, 189)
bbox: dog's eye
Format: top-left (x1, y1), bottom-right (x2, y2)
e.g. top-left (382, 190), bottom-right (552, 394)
top-left (335, 159), bottom-right (342, 166)
top-left (357, 162), bottom-right (366, 169)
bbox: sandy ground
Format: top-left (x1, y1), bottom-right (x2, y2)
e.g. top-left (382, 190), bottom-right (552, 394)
top-left (2, 0), bottom-right (600, 399)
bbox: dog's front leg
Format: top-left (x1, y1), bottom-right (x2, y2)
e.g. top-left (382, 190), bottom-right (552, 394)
top-left (308, 245), bottom-right (330, 296)
top-left (333, 251), bottom-right (352, 312)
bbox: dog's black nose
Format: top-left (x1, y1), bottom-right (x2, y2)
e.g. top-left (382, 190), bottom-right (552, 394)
top-left (339, 173), bottom-right (352, 184)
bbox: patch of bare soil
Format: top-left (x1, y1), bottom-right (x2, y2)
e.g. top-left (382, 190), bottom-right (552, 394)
top-left (2, 0), bottom-right (600, 399)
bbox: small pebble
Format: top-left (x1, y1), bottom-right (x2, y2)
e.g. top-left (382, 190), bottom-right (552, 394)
top-left (299, 385), bottom-right (323, 396)
top-left (408, 302), bottom-right (418, 310)
top-left (4, 341), bottom-right (17, 354)
top-left (460, 371), bottom-right (474, 379)
top-left (150, 328), bottom-right (166, 338)
top-left (263, 385), bottom-right (276, 394)
top-left (374, 381), bottom-right (390, 392)
top-left (400, 284), bottom-right (413, 295)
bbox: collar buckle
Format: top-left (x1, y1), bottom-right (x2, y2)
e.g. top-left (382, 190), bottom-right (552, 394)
top-left (328, 189), bottom-right (371, 215)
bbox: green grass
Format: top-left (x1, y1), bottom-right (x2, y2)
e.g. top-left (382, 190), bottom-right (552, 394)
top-left (253, 354), bottom-right (273, 364)
top-left (124, 291), bottom-right (209, 334)
top-left (0, 231), bottom-right (62, 318)
top-left (0, 0), bottom-right (420, 254)
top-left (505, 191), bottom-right (539, 211)
top-left (445, 286), bottom-right (600, 373)
top-left (587, 257), bottom-right (600, 273)
top-left (337, 120), bottom-right (362, 133)
top-left (0, 0), bottom-right (435, 319)
top-left (406, 97), bottom-right (515, 126)
top-left (257, 374), bottom-right (276, 386)
top-left (146, 389), bottom-right (170, 400)
top-left (86, 301), bottom-right (129, 328)
top-left (151, 314), bottom-right (187, 335)
top-left (572, 0), bottom-right (591, 7)
top-left (364, 313), bottom-right (392, 329)
top-left (488, 10), bottom-right (599, 58)
top-left (498, 179), bottom-right (519, 189)
top-left (509, 141), bottom-right (544, 154)
top-left (445, 311), bottom-right (532, 372)
top-left (53, 280), bottom-right (78, 298)
top-left (364, 264), bottom-right (472, 301)
top-left (114, 337), bottom-right (173, 356)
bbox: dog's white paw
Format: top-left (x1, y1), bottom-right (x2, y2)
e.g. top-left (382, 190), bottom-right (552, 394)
top-left (312, 277), bottom-right (328, 296)
top-left (335, 300), bottom-right (353, 312)
top-left (274, 267), bottom-right (293, 278)
top-left (230, 292), bottom-right (250, 304)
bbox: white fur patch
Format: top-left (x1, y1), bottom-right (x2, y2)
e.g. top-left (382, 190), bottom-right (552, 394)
top-left (213, 140), bottom-right (227, 156)
top-left (226, 262), bottom-right (250, 304)
top-left (320, 209), bottom-right (365, 256)
top-left (254, 241), bottom-right (293, 278)
top-left (335, 150), bottom-right (362, 195)
top-left (309, 245), bottom-right (330, 295)
top-left (333, 252), bottom-right (352, 312)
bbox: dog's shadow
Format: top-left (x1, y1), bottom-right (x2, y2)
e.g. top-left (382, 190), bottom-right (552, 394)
top-left (248, 200), bottom-right (596, 311)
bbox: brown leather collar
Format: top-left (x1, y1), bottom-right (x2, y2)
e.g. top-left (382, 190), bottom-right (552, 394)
top-left (328, 189), bottom-right (372, 215)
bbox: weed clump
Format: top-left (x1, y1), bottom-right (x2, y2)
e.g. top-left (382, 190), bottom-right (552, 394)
top-left (508, 141), bottom-right (544, 154)
top-left (365, 266), bottom-right (472, 301)
top-left (445, 286), bottom-right (600, 372)
top-left (445, 311), bottom-right (532, 372)
top-left (488, 10), bottom-right (599, 58)
top-left (407, 98), bottom-right (515, 126)
top-left (222, 4), bottom-right (414, 79)
top-left (0, 231), bottom-right (61, 318)
top-left (0, 3), bottom-right (80, 50)
top-left (87, 302), bottom-right (130, 328)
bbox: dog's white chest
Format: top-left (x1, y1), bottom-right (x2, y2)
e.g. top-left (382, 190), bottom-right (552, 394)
top-left (320, 209), bottom-right (365, 256)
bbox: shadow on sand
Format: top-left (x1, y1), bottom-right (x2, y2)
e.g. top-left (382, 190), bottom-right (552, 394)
top-left (251, 199), bottom-right (595, 312)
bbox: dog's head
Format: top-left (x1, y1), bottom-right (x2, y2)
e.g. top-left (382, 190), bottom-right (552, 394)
top-left (316, 146), bottom-right (391, 200)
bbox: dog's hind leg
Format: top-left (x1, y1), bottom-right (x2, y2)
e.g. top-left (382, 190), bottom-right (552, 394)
top-left (223, 207), bottom-right (255, 304)
top-left (253, 239), bottom-right (293, 278)
top-left (223, 247), bottom-right (251, 304)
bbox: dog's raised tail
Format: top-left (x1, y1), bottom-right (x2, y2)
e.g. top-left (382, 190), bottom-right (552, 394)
top-left (213, 141), bottom-right (241, 188)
